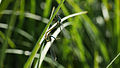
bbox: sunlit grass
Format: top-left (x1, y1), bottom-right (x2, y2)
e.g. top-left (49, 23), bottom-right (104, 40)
top-left (0, 0), bottom-right (120, 68)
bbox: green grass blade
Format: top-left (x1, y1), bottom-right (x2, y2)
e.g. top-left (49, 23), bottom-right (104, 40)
top-left (27, 0), bottom-right (36, 35)
top-left (56, 0), bottom-right (72, 21)
top-left (18, 0), bottom-right (25, 28)
top-left (0, 0), bottom-right (19, 67)
top-left (36, 7), bottom-right (55, 68)
top-left (0, 31), bottom-right (16, 48)
top-left (106, 52), bottom-right (120, 68)
top-left (43, 0), bottom-right (52, 17)
top-left (23, 0), bottom-right (64, 67)
top-left (114, 0), bottom-right (120, 53)
top-left (30, 0), bottom-right (35, 13)
top-left (94, 51), bottom-right (99, 68)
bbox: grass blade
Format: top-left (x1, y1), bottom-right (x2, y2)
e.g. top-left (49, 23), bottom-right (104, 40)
top-left (0, 10), bottom-right (49, 23)
top-left (106, 52), bottom-right (120, 68)
top-left (43, 0), bottom-right (52, 17)
top-left (18, 0), bottom-right (25, 28)
top-left (114, 0), bottom-right (120, 53)
top-left (23, 0), bottom-right (64, 67)
top-left (37, 6), bottom-right (55, 68)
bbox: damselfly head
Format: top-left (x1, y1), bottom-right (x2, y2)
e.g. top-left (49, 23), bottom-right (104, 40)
top-left (53, 15), bottom-right (61, 23)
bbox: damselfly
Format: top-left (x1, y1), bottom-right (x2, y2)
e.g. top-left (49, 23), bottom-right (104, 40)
top-left (45, 14), bottom-right (62, 42)
top-left (44, 7), bottom-right (70, 61)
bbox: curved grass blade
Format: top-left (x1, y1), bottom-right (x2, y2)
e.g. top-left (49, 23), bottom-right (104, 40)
top-left (5, 49), bottom-right (64, 68)
top-left (0, 10), bottom-right (49, 23)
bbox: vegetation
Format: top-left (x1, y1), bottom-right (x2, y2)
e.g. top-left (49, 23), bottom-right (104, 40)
top-left (0, 0), bottom-right (120, 68)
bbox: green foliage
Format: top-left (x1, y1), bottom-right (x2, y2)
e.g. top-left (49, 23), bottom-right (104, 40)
top-left (0, 0), bottom-right (120, 68)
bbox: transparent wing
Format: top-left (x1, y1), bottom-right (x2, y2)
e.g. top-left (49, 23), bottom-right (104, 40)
top-left (61, 26), bottom-right (71, 39)
top-left (50, 44), bottom-right (57, 61)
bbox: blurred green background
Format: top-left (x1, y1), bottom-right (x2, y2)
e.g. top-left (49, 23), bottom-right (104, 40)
top-left (0, 0), bottom-right (120, 68)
